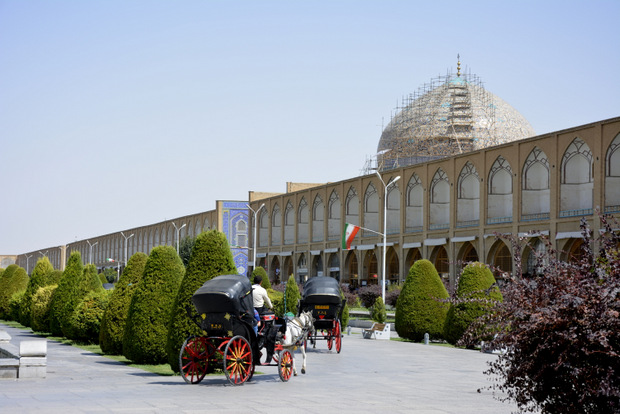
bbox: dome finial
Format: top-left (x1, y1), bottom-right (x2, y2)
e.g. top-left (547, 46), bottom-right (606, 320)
top-left (457, 53), bottom-right (461, 77)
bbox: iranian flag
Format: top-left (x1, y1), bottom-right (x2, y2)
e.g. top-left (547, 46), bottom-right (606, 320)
top-left (342, 223), bottom-right (360, 250)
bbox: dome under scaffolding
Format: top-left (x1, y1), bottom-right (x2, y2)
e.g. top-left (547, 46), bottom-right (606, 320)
top-left (375, 58), bottom-right (535, 171)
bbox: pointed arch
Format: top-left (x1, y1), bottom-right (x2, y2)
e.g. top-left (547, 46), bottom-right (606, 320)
top-left (345, 187), bottom-right (359, 228)
top-left (364, 183), bottom-right (379, 235)
top-left (284, 201), bottom-right (294, 245)
top-left (297, 197), bottom-right (309, 244)
top-left (605, 132), bottom-right (620, 213)
top-left (312, 194), bottom-right (324, 242)
top-left (328, 190), bottom-right (341, 241)
top-left (387, 182), bottom-right (401, 234)
top-left (258, 209), bottom-right (268, 247)
top-left (487, 155), bottom-right (513, 223)
top-left (521, 147), bottom-right (550, 220)
top-left (406, 173), bottom-right (423, 232)
top-left (271, 204), bottom-right (281, 246)
top-left (457, 162), bottom-right (480, 227)
top-left (430, 168), bottom-right (450, 230)
top-left (560, 137), bottom-right (593, 216)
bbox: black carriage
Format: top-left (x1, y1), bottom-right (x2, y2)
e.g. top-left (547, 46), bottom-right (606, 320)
top-left (179, 274), bottom-right (294, 385)
top-left (299, 276), bottom-right (345, 353)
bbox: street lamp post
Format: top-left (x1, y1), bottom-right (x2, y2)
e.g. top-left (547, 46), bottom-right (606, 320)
top-left (87, 240), bottom-right (98, 264)
top-left (246, 203), bottom-right (265, 274)
top-left (376, 171), bottom-right (401, 301)
top-left (121, 232), bottom-right (134, 268)
top-left (172, 222), bottom-right (186, 255)
top-left (38, 250), bottom-right (48, 257)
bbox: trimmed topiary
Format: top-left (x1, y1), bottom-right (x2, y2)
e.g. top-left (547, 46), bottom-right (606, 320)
top-left (99, 252), bottom-right (148, 355)
top-left (63, 261), bottom-right (103, 339)
top-left (0, 264), bottom-right (29, 320)
top-left (268, 288), bottom-right (285, 317)
top-left (19, 257), bottom-right (55, 327)
top-left (165, 230), bottom-right (237, 372)
top-left (123, 245), bottom-right (184, 364)
top-left (47, 270), bottom-right (63, 285)
top-left (251, 266), bottom-right (271, 289)
top-left (444, 262), bottom-right (503, 346)
top-left (8, 291), bottom-right (25, 322)
top-left (371, 296), bottom-right (387, 324)
top-left (49, 252), bottom-right (84, 336)
top-left (283, 275), bottom-right (301, 315)
top-left (395, 259), bottom-right (449, 341)
top-left (70, 289), bottom-right (111, 343)
top-left (31, 285), bottom-right (57, 333)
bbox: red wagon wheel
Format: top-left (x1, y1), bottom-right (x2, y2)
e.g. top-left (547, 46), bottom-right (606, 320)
top-left (326, 328), bottom-right (333, 350)
top-left (335, 320), bottom-right (342, 353)
top-left (179, 336), bottom-right (213, 384)
top-left (277, 350), bottom-right (294, 382)
top-left (223, 336), bottom-right (253, 385)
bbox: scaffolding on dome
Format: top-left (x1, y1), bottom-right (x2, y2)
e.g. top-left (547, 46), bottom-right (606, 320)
top-left (378, 62), bottom-right (500, 171)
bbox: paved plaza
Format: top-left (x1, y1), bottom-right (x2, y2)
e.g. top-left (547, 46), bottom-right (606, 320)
top-left (1, 322), bottom-right (520, 414)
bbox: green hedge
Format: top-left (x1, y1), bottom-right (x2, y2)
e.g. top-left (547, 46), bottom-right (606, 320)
top-left (166, 230), bottom-right (237, 372)
top-left (99, 252), bottom-right (148, 355)
top-left (19, 257), bottom-right (55, 327)
top-left (0, 264), bottom-right (29, 320)
top-left (123, 246), bottom-right (184, 364)
top-left (283, 275), bottom-right (301, 315)
top-left (49, 252), bottom-right (84, 336)
top-left (70, 289), bottom-right (111, 343)
top-left (444, 262), bottom-right (503, 345)
top-left (395, 259), bottom-right (449, 341)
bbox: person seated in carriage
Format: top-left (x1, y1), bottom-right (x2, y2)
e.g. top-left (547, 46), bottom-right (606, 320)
top-left (252, 274), bottom-right (273, 315)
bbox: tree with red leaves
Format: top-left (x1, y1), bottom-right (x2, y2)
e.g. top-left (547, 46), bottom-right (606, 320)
top-left (478, 215), bottom-right (620, 413)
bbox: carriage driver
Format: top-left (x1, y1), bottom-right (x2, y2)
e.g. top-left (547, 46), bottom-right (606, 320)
top-left (252, 274), bottom-right (273, 315)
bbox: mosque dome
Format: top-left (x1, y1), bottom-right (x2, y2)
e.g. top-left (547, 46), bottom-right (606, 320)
top-left (377, 60), bottom-right (535, 169)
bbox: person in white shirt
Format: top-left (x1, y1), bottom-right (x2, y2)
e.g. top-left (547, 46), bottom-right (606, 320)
top-left (252, 275), bottom-right (273, 315)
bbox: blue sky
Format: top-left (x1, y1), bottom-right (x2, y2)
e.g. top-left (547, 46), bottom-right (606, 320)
top-left (1, 0), bottom-right (619, 255)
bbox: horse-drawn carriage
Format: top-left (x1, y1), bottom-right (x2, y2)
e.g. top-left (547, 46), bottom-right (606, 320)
top-left (299, 276), bottom-right (345, 353)
top-left (179, 274), bottom-right (313, 385)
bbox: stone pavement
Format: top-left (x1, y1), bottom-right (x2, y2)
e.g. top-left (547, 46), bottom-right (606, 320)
top-left (0, 322), bottom-right (520, 414)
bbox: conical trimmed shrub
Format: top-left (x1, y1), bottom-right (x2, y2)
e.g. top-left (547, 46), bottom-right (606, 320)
top-left (0, 264), bottom-right (29, 320)
top-left (20, 257), bottom-right (55, 327)
top-left (123, 246), bottom-right (184, 364)
top-left (284, 275), bottom-right (300, 315)
top-left (166, 230), bottom-right (237, 372)
top-left (31, 285), bottom-right (57, 333)
top-left (49, 252), bottom-right (84, 336)
top-left (371, 296), bottom-right (387, 324)
top-left (444, 262), bottom-right (503, 345)
top-left (251, 266), bottom-right (270, 289)
top-left (70, 289), bottom-right (111, 343)
top-left (395, 259), bottom-right (449, 341)
top-left (99, 252), bottom-right (148, 355)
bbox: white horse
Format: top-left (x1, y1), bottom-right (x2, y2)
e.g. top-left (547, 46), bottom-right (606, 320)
top-left (279, 310), bottom-right (314, 375)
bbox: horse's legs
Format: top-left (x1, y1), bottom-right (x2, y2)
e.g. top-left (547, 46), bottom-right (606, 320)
top-left (300, 342), bottom-right (306, 374)
top-left (292, 350), bottom-right (298, 376)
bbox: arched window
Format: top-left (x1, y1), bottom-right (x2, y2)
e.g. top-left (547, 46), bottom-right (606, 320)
top-left (430, 168), bottom-right (450, 229)
top-left (387, 183), bottom-right (401, 234)
top-left (328, 190), bottom-right (341, 241)
top-left (406, 173), bottom-right (423, 232)
top-left (284, 202), bottom-right (294, 245)
top-left (258, 209), bottom-right (268, 247)
top-left (271, 204), bottom-right (281, 246)
top-left (364, 183), bottom-right (379, 235)
top-left (605, 133), bottom-right (620, 213)
top-left (235, 220), bottom-right (247, 247)
top-left (522, 147), bottom-right (550, 221)
top-left (457, 162), bottom-right (480, 227)
top-left (560, 137), bottom-right (593, 216)
top-left (487, 156), bottom-right (513, 223)
top-left (312, 195), bottom-right (324, 242)
top-left (345, 187), bottom-right (359, 227)
top-left (297, 197), bottom-right (309, 244)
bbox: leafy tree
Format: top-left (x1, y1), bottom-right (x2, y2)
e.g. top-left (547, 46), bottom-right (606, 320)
top-left (178, 235), bottom-right (197, 267)
top-left (283, 274), bottom-right (301, 315)
top-left (166, 230), bottom-right (236, 372)
top-left (49, 252), bottom-right (84, 336)
top-left (371, 296), bottom-right (387, 324)
top-left (102, 268), bottom-right (117, 283)
top-left (444, 262), bottom-right (502, 346)
top-left (48, 270), bottom-right (63, 285)
top-left (0, 264), bottom-right (29, 319)
top-left (31, 285), bottom-right (57, 333)
top-left (357, 284), bottom-right (381, 308)
top-left (395, 259), bottom-right (449, 341)
top-left (123, 245), bottom-right (184, 364)
top-left (99, 252), bottom-right (148, 355)
top-left (20, 257), bottom-right (55, 327)
top-left (481, 216), bottom-right (620, 413)
top-left (251, 266), bottom-right (271, 289)
top-left (63, 262), bottom-right (103, 339)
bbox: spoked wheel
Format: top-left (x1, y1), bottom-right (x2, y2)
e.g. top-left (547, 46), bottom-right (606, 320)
top-left (326, 329), bottom-right (333, 350)
top-left (335, 321), bottom-right (342, 353)
top-left (277, 350), bottom-right (294, 382)
top-left (179, 336), bottom-right (213, 384)
top-left (223, 336), bottom-right (253, 385)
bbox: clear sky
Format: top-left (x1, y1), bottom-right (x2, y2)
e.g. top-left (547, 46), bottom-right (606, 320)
top-left (1, 0), bottom-right (619, 255)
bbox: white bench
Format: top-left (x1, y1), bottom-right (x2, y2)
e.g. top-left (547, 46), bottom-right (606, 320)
top-left (362, 322), bottom-right (391, 340)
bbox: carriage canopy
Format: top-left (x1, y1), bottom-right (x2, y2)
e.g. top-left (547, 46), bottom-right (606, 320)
top-left (192, 274), bottom-right (254, 317)
top-left (302, 276), bottom-right (342, 306)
